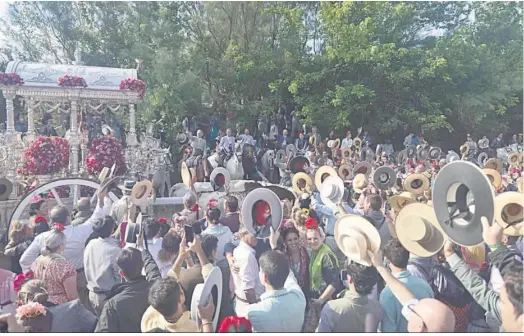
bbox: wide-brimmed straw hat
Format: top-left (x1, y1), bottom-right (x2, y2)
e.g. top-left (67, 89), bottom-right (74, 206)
top-left (396, 203), bottom-right (446, 257)
top-left (353, 161), bottom-right (372, 177)
top-left (240, 188), bottom-right (283, 239)
top-left (478, 138), bottom-right (489, 149)
top-left (334, 214), bottom-right (381, 267)
top-left (341, 147), bottom-right (352, 161)
top-left (285, 144), bottom-right (297, 158)
top-left (338, 164), bottom-right (353, 181)
top-left (320, 175), bottom-right (345, 208)
top-left (352, 173), bottom-right (368, 193)
top-left (390, 191), bottom-right (417, 213)
top-left (353, 137), bottom-right (362, 149)
top-left (428, 147), bottom-right (442, 160)
top-left (446, 152), bottom-right (460, 163)
top-left (210, 167), bottom-right (231, 191)
top-left (403, 173), bottom-right (430, 195)
top-left (0, 178), bottom-right (13, 201)
top-left (315, 166), bottom-right (338, 189)
top-left (372, 166), bottom-right (396, 190)
top-left (460, 144), bottom-right (470, 155)
top-left (494, 191), bottom-right (523, 237)
top-left (191, 266), bottom-right (223, 331)
top-left (508, 152), bottom-right (519, 167)
top-left (433, 161), bottom-right (495, 247)
top-left (98, 176), bottom-right (121, 197)
top-left (484, 158), bottom-right (503, 173)
top-left (176, 133), bottom-right (189, 145)
top-left (332, 138), bottom-right (341, 149)
top-left (477, 152), bottom-right (488, 168)
top-left (483, 168), bottom-right (502, 189)
top-left (131, 179), bottom-right (153, 205)
top-left (181, 162), bottom-right (192, 187)
top-left (292, 172), bottom-right (314, 196)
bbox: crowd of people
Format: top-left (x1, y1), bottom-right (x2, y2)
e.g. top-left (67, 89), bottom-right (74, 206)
top-left (0, 143), bottom-right (522, 333)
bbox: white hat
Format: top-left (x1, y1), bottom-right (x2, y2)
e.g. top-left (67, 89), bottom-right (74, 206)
top-left (335, 215), bottom-right (381, 266)
top-left (191, 266), bottom-right (223, 331)
top-left (320, 175), bottom-right (344, 208)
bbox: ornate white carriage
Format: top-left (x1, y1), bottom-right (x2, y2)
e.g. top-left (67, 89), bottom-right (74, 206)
top-left (0, 55), bottom-right (176, 232)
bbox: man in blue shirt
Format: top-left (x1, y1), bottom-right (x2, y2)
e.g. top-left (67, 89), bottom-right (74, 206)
top-left (379, 239), bottom-right (434, 332)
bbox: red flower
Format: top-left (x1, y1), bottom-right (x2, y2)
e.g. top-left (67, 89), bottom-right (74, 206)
top-left (13, 271), bottom-right (33, 293)
top-left (33, 216), bottom-right (48, 225)
top-left (51, 223), bottom-right (65, 232)
top-left (192, 204), bottom-right (199, 212)
top-left (305, 217), bottom-right (318, 230)
top-left (57, 75), bottom-right (87, 88)
top-left (119, 78), bottom-right (146, 98)
top-left (208, 198), bottom-right (219, 209)
top-left (157, 217), bottom-right (167, 224)
top-left (218, 316), bottom-right (253, 333)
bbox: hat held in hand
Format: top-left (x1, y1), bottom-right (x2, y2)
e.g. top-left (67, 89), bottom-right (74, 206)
top-left (433, 161), bottom-right (495, 247)
top-left (191, 266), bottom-right (223, 332)
top-left (320, 175), bottom-right (345, 208)
top-left (352, 173), bottom-right (368, 194)
top-left (372, 166), bottom-right (396, 190)
top-left (131, 179), bottom-right (152, 205)
top-left (390, 192), bottom-right (417, 213)
top-left (396, 203), bottom-right (446, 257)
top-left (210, 167), bottom-right (231, 191)
top-left (241, 188), bottom-right (283, 239)
top-left (292, 172), bottom-right (314, 196)
top-left (335, 215), bottom-right (381, 267)
top-left (315, 166), bottom-right (338, 190)
top-left (494, 192), bottom-right (523, 236)
top-left (403, 173), bottom-right (430, 195)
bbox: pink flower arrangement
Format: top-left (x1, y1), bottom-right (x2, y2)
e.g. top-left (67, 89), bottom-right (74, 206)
top-left (19, 137), bottom-right (70, 176)
top-left (58, 75), bottom-right (88, 88)
top-left (0, 72), bottom-right (24, 85)
top-left (119, 78), bottom-right (146, 99)
top-left (16, 302), bottom-right (46, 320)
top-left (84, 136), bottom-right (127, 176)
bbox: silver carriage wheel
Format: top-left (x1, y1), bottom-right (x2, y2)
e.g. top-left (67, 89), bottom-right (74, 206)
top-left (8, 177), bottom-right (120, 228)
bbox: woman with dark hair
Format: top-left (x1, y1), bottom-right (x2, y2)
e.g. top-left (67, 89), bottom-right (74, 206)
top-left (281, 226), bottom-right (310, 302)
top-left (28, 194), bottom-right (48, 228)
top-left (83, 216), bottom-right (121, 316)
top-left (157, 231), bottom-right (181, 277)
top-left (202, 207), bottom-right (233, 263)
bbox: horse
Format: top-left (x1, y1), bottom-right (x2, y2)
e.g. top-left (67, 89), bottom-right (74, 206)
top-left (207, 143), bottom-right (244, 181)
top-left (149, 148), bottom-right (173, 197)
top-left (259, 149), bottom-right (281, 184)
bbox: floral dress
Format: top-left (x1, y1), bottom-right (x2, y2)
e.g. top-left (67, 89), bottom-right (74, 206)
top-left (31, 256), bottom-right (77, 305)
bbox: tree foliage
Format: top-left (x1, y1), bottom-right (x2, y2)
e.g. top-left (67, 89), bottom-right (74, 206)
top-left (0, 1), bottom-right (522, 146)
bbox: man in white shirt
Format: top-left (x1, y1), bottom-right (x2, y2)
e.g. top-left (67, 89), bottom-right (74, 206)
top-left (231, 228), bottom-right (265, 317)
top-left (237, 128), bottom-right (256, 149)
top-left (247, 236), bottom-right (306, 332)
top-left (341, 130), bottom-right (353, 148)
top-left (218, 128), bottom-right (236, 166)
top-left (20, 192), bottom-right (112, 272)
top-left (404, 133), bottom-right (414, 147)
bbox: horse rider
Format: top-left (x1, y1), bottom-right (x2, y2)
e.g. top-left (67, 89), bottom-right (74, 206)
top-left (341, 130), bottom-right (353, 148)
top-left (403, 132), bottom-right (414, 147)
top-left (295, 131), bottom-right (309, 154)
top-left (186, 129), bottom-right (207, 169)
top-left (309, 126), bottom-right (322, 152)
top-left (322, 150), bottom-right (334, 167)
top-left (277, 129), bottom-right (292, 149)
top-left (218, 128), bottom-right (236, 167)
top-left (237, 128), bottom-right (256, 150)
top-left (466, 134), bottom-right (478, 152)
top-left (362, 130), bottom-right (372, 147)
top-left (509, 134), bottom-right (519, 146)
top-left (491, 132), bottom-right (505, 149)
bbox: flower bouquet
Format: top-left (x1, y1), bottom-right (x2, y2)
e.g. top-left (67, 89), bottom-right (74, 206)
top-left (0, 72), bottom-right (24, 86)
top-left (19, 137), bottom-right (70, 176)
top-left (16, 302), bottom-right (46, 320)
top-left (84, 135), bottom-right (127, 176)
top-left (119, 78), bottom-right (146, 99)
top-left (57, 75), bottom-right (88, 88)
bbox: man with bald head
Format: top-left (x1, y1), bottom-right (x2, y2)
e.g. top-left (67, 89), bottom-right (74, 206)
top-left (369, 250), bottom-right (455, 332)
top-left (71, 197), bottom-right (93, 226)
